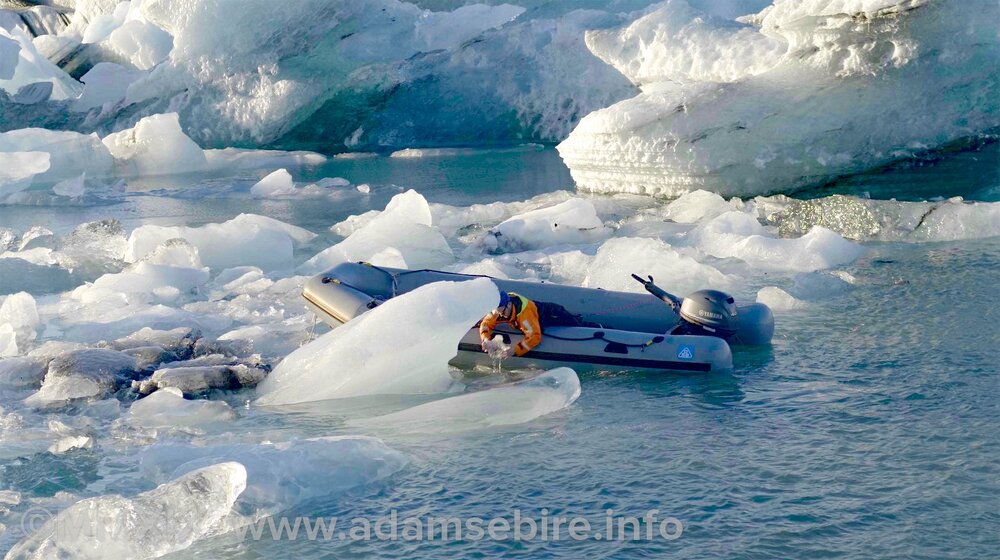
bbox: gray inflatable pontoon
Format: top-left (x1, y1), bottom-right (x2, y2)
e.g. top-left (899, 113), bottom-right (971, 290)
top-left (303, 262), bottom-right (774, 373)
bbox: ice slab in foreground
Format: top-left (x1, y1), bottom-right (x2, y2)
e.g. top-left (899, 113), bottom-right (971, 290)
top-left (256, 278), bottom-right (498, 406)
top-left (4, 462), bottom-right (246, 560)
top-left (557, 0), bottom-right (1000, 196)
top-left (139, 436), bottom-right (407, 515)
top-left (352, 367), bottom-right (581, 434)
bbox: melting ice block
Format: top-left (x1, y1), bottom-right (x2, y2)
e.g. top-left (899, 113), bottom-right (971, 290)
top-left (486, 198), bottom-right (612, 253)
top-left (558, 0), bottom-right (1000, 196)
top-left (352, 368), bottom-right (582, 434)
top-left (249, 168), bottom-right (295, 198)
top-left (582, 237), bottom-right (733, 295)
top-left (103, 113), bottom-right (209, 176)
top-left (24, 348), bottom-right (139, 406)
top-left (301, 190), bottom-right (454, 273)
top-left (756, 286), bottom-right (806, 310)
top-left (126, 214), bottom-right (316, 270)
top-left (139, 436), bottom-right (407, 515)
top-left (127, 387), bottom-right (237, 429)
top-left (5, 462), bottom-right (246, 560)
top-left (256, 278), bottom-right (498, 405)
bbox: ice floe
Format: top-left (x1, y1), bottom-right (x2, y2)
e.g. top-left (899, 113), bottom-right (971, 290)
top-left (353, 368), bottom-right (582, 434)
top-left (302, 190), bottom-right (453, 273)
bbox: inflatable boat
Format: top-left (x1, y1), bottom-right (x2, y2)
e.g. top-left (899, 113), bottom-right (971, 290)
top-left (303, 262), bottom-right (774, 373)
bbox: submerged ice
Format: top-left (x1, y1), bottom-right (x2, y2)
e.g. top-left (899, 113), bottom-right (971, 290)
top-left (352, 367), bottom-right (582, 435)
top-left (5, 462), bottom-right (246, 560)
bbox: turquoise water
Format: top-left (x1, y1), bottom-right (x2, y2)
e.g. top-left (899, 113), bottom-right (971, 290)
top-left (171, 238), bottom-right (999, 559)
top-left (1, 145), bottom-right (998, 558)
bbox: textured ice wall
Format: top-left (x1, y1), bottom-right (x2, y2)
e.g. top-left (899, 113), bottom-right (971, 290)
top-left (558, 0), bottom-right (1000, 196)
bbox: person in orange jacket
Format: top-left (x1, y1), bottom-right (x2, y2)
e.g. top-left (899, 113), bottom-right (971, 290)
top-left (479, 290), bottom-right (542, 358)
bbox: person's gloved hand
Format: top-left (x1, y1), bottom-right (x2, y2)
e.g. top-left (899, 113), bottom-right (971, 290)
top-left (501, 346), bottom-right (515, 359)
top-left (481, 339), bottom-right (491, 353)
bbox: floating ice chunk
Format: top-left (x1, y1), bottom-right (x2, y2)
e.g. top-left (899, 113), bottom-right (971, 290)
top-left (133, 364), bottom-right (266, 396)
top-left (756, 286), bottom-right (806, 311)
top-left (140, 437), bottom-right (405, 515)
top-left (356, 183), bottom-right (371, 194)
top-left (127, 387), bottom-right (236, 429)
top-left (582, 237), bottom-right (732, 295)
top-left (25, 348), bottom-right (138, 406)
top-left (110, 327), bottom-right (198, 356)
top-left (51, 173), bottom-right (86, 198)
top-left (72, 62), bottom-right (146, 112)
top-left (301, 190), bottom-right (453, 273)
top-left (126, 214), bottom-right (315, 270)
top-left (0, 129), bottom-right (114, 184)
top-left (103, 113), bottom-right (208, 176)
top-left (48, 435), bottom-right (94, 454)
top-left (75, 261), bottom-right (210, 305)
top-left (249, 169), bottom-right (295, 198)
top-left (726, 226), bottom-right (866, 272)
top-left (487, 198), bottom-right (611, 253)
top-left (0, 151), bottom-right (49, 199)
top-left (354, 368), bottom-right (581, 434)
top-left (5, 462), bottom-right (246, 560)
top-left (0, 356), bottom-right (48, 388)
top-left (257, 278), bottom-right (498, 405)
top-left (0, 292), bottom-right (39, 336)
top-left (0, 291), bottom-right (38, 352)
top-left (663, 190), bottom-right (743, 224)
top-left (689, 210), bottom-right (770, 257)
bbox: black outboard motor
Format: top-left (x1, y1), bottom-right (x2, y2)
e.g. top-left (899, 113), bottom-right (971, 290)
top-left (632, 274), bottom-right (739, 339)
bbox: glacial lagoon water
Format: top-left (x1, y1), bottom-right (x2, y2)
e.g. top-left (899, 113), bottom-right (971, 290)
top-left (0, 145), bottom-right (998, 558)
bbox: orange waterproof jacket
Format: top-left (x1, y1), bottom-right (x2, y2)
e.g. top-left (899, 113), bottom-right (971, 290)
top-left (479, 293), bottom-right (542, 356)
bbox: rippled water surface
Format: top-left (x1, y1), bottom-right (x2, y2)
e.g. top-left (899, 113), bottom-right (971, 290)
top-left (1, 146), bottom-right (997, 559)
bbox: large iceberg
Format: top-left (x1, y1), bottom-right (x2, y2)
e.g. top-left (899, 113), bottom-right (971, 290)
top-left (256, 278), bottom-right (498, 406)
top-left (4, 462), bottom-right (246, 560)
top-left (557, 0), bottom-right (1000, 196)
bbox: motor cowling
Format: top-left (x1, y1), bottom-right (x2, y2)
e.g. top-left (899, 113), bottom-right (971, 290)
top-left (679, 289), bottom-right (738, 336)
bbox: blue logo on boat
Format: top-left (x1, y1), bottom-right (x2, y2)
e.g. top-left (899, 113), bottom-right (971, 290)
top-left (677, 345), bottom-right (695, 360)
